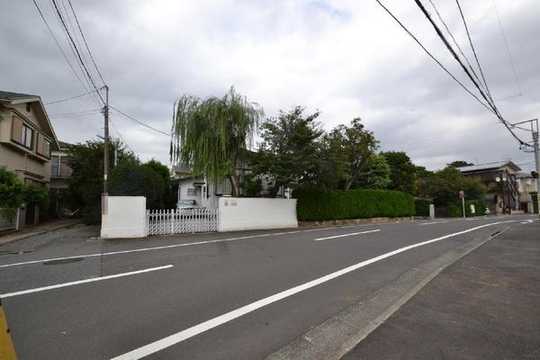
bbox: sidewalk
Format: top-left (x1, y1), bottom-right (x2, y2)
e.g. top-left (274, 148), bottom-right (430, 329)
top-left (0, 219), bottom-right (80, 246)
top-left (342, 221), bottom-right (540, 360)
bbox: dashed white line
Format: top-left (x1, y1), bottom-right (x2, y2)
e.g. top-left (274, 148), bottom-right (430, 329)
top-left (110, 220), bottom-right (515, 360)
top-left (0, 264), bottom-right (173, 298)
top-left (314, 229), bottom-right (381, 241)
top-left (418, 221), bottom-right (448, 226)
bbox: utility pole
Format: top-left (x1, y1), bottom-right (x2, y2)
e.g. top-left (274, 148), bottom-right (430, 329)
top-left (512, 118), bottom-right (539, 216)
top-left (102, 85), bottom-right (109, 214)
top-left (533, 120), bottom-right (540, 216)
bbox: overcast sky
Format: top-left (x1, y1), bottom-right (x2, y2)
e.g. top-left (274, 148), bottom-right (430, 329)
top-left (1, 0), bottom-right (539, 171)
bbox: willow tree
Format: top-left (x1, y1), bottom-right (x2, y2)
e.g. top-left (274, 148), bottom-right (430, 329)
top-left (170, 87), bottom-right (263, 196)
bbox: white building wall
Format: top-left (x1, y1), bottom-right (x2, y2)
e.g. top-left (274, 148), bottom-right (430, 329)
top-left (218, 197), bottom-right (297, 232)
top-left (101, 196), bottom-right (147, 238)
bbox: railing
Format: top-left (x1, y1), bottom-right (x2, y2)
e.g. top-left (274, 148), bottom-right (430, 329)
top-left (146, 208), bottom-right (218, 236)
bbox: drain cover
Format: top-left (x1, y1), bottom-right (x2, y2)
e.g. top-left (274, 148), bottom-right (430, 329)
top-left (43, 257), bottom-right (84, 265)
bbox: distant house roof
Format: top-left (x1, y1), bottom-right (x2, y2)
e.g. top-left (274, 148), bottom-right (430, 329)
top-left (0, 91), bottom-right (40, 103)
top-left (458, 161), bottom-right (521, 174)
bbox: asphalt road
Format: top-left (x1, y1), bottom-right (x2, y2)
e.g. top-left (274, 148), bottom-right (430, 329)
top-left (0, 215), bottom-right (537, 359)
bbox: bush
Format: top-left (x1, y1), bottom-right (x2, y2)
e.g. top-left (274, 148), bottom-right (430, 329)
top-left (293, 188), bottom-right (415, 221)
top-left (415, 198), bottom-right (432, 217)
top-left (446, 200), bottom-right (487, 217)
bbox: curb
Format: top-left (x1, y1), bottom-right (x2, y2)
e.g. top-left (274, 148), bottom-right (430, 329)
top-left (265, 227), bottom-right (510, 360)
top-left (0, 221), bottom-right (81, 247)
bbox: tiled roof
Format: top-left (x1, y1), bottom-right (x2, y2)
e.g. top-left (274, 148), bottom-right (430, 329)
top-left (0, 90), bottom-right (40, 102)
top-left (458, 161), bottom-right (521, 173)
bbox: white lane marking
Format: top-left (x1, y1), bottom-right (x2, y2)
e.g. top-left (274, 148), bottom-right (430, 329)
top-left (314, 229), bottom-right (380, 241)
top-left (0, 225), bottom-right (392, 270)
top-left (0, 264), bottom-right (173, 298)
top-left (110, 220), bottom-right (515, 360)
top-left (419, 221), bottom-right (448, 226)
top-left (520, 219), bottom-right (534, 224)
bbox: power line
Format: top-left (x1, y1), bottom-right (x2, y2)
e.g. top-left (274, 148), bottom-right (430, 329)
top-left (66, 0), bottom-right (106, 85)
top-left (373, 0), bottom-right (495, 114)
top-left (50, 0), bottom-right (105, 104)
top-left (491, 0), bottom-right (523, 96)
top-left (45, 89), bottom-right (97, 105)
top-left (454, 0), bottom-right (531, 147)
top-left (427, 0), bottom-right (484, 93)
top-left (110, 105), bottom-right (170, 136)
top-left (31, 0), bottom-right (89, 92)
top-left (455, 0), bottom-right (495, 108)
top-left (414, 0), bottom-right (495, 112)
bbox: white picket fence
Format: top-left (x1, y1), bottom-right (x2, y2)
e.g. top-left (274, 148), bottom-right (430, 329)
top-left (146, 208), bottom-right (218, 236)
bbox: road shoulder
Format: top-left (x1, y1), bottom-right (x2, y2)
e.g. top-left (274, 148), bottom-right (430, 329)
top-left (342, 221), bottom-right (540, 360)
top-left (265, 225), bottom-right (507, 360)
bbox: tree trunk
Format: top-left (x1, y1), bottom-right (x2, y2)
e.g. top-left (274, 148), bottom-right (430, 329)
top-left (229, 174), bottom-right (240, 197)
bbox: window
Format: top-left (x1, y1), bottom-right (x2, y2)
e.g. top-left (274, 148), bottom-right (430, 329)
top-left (22, 125), bottom-right (33, 149)
top-left (187, 188), bottom-right (197, 196)
top-left (52, 156), bottom-right (60, 177)
top-left (37, 134), bottom-right (50, 157)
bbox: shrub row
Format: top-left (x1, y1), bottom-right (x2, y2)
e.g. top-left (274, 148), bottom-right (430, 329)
top-left (293, 188), bottom-right (415, 221)
top-left (448, 200), bottom-right (487, 217)
top-left (414, 199), bottom-right (432, 217)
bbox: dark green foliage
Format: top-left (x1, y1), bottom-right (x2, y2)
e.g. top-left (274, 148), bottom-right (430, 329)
top-left (253, 107), bottom-right (324, 190)
top-left (414, 198), bottom-right (432, 217)
top-left (293, 188), bottom-right (415, 221)
top-left (0, 167), bottom-right (25, 216)
top-left (447, 200), bottom-right (487, 217)
top-left (381, 151), bottom-right (417, 194)
top-left (0, 167), bottom-right (48, 220)
top-left (110, 161), bottom-right (166, 209)
top-left (448, 160), bottom-right (473, 168)
top-left (67, 141), bottom-right (172, 224)
top-left (418, 167), bottom-right (486, 208)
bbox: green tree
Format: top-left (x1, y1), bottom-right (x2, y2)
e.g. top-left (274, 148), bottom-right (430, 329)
top-left (110, 161), bottom-right (166, 209)
top-left (142, 159), bottom-right (175, 208)
top-left (67, 140), bottom-right (137, 224)
top-left (448, 160), bottom-right (473, 168)
top-left (253, 107), bottom-right (324, 192)
top-left (422, 166), bottom-right (486, 207)
top-left (0, 167), bottom-right (26, 219)
top-left (171, 87), bottom-right (263, 196)
top-left (0, 167), bottom-right (48, 220)
top-left (353, 154), bottom-right (391, 189)
top-left (382, 151), bottom-right (417, 194)
top-left (325, 118), bottom-right (378, 190)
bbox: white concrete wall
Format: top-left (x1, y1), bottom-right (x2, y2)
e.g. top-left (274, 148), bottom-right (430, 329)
top-left (101, 196), bottom-right (147, 238)
top-left (218, 197), bottom-right (297, 232)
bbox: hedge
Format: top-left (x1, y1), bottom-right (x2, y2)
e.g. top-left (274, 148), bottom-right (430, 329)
top-left (293, 188), bottom-right (415, 221)
top-left (415, 199), bottom-right (432, 217)
top-left (448, 200), bottom-right (487, 217)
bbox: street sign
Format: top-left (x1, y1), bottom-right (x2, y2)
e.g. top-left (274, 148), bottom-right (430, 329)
top-left (459, 190), bottom-right (464, 199)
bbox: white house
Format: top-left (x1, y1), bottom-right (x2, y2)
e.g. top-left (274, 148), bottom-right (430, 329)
top-left (172, 163), bottom-right (281, 209)
top-left (517, 172), bottom-right (538, 213)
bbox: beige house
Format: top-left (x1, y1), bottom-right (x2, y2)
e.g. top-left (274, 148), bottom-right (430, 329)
top-left (0, 91), bottom-right (59, 225)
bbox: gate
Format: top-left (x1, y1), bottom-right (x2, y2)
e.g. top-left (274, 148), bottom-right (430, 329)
top-left (146, 208), bottom-right (218, 235)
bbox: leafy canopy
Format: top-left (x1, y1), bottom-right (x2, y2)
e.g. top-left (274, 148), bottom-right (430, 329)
top-left (171, 87), bottom-right (263, 195)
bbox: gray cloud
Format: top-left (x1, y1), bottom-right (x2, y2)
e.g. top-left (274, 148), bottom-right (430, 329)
top-left (1, 0), bottom-right (538, 171)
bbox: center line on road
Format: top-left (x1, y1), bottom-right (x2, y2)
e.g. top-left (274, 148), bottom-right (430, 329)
top-left (110, 220), bottom-right (515, 360)
top-left (0, 224), bottom-right (401, 270)
top-left (0, 264), bottom-right (173, 299)
top-left (419, 221), bottom-right (448, 226)
top-left (314, 229), bottom-right (380, 241)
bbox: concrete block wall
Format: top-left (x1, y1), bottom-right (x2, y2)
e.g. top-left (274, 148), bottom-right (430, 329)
top-left (101, 196), bottom-right (147, 238)
top-left (218, 197), bottom-right (298, 232)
